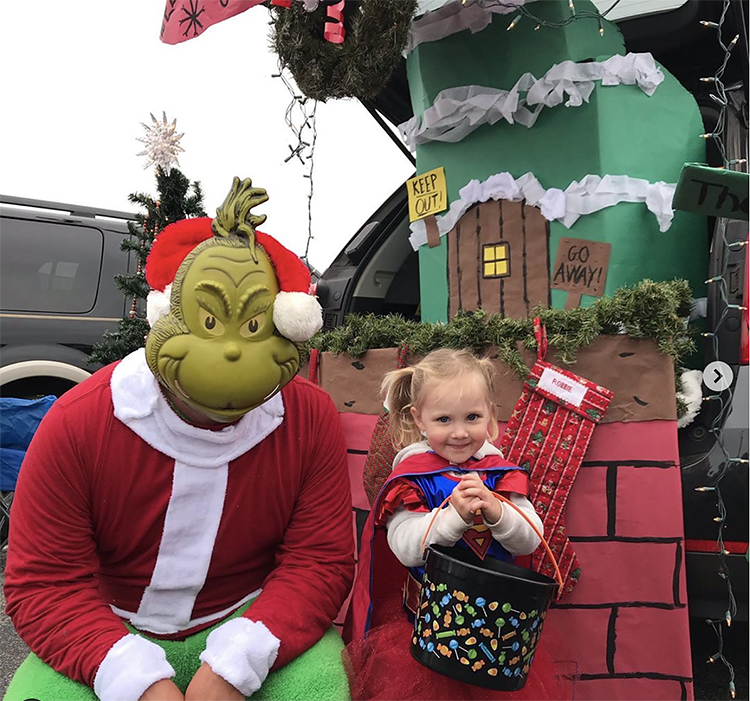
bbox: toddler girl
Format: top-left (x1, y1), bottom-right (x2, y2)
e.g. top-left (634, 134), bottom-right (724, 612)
top-left (345, 349), bottom-right (571, 700)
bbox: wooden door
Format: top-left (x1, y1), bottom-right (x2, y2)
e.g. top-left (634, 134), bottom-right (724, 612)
top-left (447, 199), bottom-right (550, 319)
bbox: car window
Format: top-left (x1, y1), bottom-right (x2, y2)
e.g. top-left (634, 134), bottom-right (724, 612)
top-left (0, 217), bottom-right (103, 313)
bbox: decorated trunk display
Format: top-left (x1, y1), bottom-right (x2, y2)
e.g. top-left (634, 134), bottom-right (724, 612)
top-left (301, 280), bottom-right (697, 700)
top-left (403, 1), bottom-right (706, 322)
top-left (384, 11), bottom-right (711, 690)
top-left (155, 2), bottom-right (743, 699)
top-left (307, 323), bottom-right (693, 701)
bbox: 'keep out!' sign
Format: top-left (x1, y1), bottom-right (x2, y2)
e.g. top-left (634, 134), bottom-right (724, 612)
top-left (407, 167), bottom-right (448, 222)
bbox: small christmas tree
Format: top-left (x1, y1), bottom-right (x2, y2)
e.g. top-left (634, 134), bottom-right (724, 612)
top-left (88, 113), bottom-right (206, 366)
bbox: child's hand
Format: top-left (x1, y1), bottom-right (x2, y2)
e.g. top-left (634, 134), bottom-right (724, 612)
top-left (450, 474), bottom-right (502, 525)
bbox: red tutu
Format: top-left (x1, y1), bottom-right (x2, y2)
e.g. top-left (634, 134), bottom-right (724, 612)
top-left (344, 616), bottom-right (577, 701)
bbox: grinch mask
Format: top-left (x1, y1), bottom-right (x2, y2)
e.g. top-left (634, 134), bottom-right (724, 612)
top-left (144, 177), bottom-right (321, 422)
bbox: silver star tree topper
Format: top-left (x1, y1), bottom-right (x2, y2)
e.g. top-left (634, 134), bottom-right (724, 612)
top-left (136, 112), bottom-right (185, 173)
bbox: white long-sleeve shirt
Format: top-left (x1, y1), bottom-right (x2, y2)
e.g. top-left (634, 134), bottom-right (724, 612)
top-left (385, 441), bottom-right (543, 568)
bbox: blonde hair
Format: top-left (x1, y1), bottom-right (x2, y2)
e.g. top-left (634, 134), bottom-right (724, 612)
top-left (381, 348), bottom-right (499, 450)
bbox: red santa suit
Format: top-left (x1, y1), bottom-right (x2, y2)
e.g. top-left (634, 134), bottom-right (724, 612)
top-left (4, 349), bottom-right (355, 701)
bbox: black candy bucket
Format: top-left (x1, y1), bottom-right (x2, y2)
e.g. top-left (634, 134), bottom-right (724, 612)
top-left (410, 496), bottom-right (561, 691)
top-left (411, 546), bottom-right (559, 691)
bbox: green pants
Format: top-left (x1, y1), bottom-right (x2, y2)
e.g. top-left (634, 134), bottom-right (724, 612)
top-left (4, 604), bottom-right (350, 701)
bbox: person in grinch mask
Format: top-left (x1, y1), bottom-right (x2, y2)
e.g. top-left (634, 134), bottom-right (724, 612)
top-left (3, 178), bottom-right (355, 701)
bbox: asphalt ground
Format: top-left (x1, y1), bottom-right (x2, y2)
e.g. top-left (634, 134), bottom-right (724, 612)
top-left (0, 547), bottom-right (746, 700)
top-left (0, 549), bottom-right (29, 698)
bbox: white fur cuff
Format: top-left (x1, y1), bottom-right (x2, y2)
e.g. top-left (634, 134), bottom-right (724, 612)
top-left (146, 284), bottom-right (172, 327)
top-left (273, 291), bottom-right (323, 342)
top-left (93, 634), bottom-right (175, 701)
top-left (200, 617), bottom-right (280, 697)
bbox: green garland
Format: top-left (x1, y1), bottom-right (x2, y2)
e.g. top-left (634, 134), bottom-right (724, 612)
top-left (304, 279), bottom-right (696, 379)
top-left (270, 0), bottom-right (418, 102)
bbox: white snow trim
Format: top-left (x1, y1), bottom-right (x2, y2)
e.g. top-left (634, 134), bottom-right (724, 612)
top-left (94, 634), bottom-right (175, 701)
top-left (130, 460), bottom-right (229, 634)
top-left (146, 284), bottom-right (172, 327)
top-left (406, 0), bottom-right (534, 54)
top-left (200, 617), bottom-right (280, 697)
top-left (111, 349), bottom-right (285, 467)
top-left (677, 368), bottom-right (704, 429)
top-left (399, 53), bottom-right (664, 150)
top-left (273, 291), bottom-right (323, 342)
top-left (690, 297), bottom-right (708, 321)
top-left (408, 171), bottom-right (676, 250)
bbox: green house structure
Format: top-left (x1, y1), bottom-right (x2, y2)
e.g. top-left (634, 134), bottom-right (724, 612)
top-left (405, 0), bottom-right (707, 322)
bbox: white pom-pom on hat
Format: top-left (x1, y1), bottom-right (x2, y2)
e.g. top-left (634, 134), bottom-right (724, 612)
top-left (146, 284), bottom-right (172, 327)
top-left (273, 291), bottom-right (323, 343)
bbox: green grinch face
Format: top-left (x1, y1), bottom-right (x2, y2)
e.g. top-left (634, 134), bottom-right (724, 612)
top-left (145, 239), bottom-right (300, 422)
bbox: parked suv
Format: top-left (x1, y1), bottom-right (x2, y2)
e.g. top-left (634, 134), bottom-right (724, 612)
top-left (315, 0), bottom-right (749, 621)
top-left (0, 195), bottom-right (136, 398)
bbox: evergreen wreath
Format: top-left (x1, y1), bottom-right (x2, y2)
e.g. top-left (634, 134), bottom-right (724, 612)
top-left (270, 0), bottom-right (418, 102)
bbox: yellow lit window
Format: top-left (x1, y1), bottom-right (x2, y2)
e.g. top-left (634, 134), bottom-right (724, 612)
top-left (482, 243), bottom-right (510, 278)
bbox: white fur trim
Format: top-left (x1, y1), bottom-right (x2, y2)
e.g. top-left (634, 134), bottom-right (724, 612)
top-left (130, 460), bottom-right (229, 634)
top-left (200, 617), bottom-right (280, 697)
top-left (273, 291), bottom-right (323, 342)
top-left (111, 349), bottom-right (285, 467)
top-left (112, 588), bottom-right (261, 633)
top-left (146, 283), bottom-right (172, 326)
top-left (677, 368), bottom-right (704, 429)
top-left (93, 634), bottom-right (175, 701)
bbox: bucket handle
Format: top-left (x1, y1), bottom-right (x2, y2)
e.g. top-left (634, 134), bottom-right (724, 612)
top-left (420, 493), bottom-right (565, 594)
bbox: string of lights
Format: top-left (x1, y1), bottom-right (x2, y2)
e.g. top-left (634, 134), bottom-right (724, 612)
top-left (272, 61), bottom-right (319, 268)
top-left (694, 0), bottom-right (747, 697)
top-left (460, 0), bottom-right (625, 35)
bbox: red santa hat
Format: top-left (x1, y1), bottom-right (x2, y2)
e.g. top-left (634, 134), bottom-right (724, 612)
top-left (145, 217), bottom-right (322, 342)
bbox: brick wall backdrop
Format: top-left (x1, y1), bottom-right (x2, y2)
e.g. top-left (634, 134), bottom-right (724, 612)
top-left (312, 343), bottom-right (693, 700)
top-left (547, 420), bottom-right (693, 701)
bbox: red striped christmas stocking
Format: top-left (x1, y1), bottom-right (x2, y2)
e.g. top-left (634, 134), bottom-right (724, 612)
top-left (500, 319), bottom-right (613, 595)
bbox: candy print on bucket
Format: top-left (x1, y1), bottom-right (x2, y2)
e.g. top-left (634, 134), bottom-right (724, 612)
top-left (411, 494), bottom-right (562, 691)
